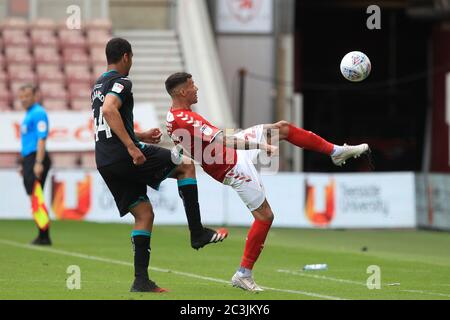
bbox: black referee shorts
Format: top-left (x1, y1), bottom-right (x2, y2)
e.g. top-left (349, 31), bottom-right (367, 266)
top-left (98, 145), bottom-right (178, 217)
top-left (22, 152), bottom-right (52, 195)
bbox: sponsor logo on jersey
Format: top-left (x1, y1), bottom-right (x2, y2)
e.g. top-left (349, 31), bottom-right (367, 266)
top-left (112, 82), bottom-right (124, 93)
top-left (37, 121), bottom-right (47, 133)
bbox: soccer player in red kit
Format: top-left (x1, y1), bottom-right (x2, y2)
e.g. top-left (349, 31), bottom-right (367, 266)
top-left (165, 73), bottom-right (370, 292)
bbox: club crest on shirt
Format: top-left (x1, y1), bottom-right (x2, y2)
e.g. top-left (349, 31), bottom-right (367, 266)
top-left (166, 112), bottom-right (174, 122)
top-left (200, 124), bottom-right (213, 136)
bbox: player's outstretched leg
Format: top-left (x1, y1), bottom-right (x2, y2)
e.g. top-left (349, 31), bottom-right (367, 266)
top-left (264, 121), bottom-right (371, 167)
top-left (170, 161), bottom-right (228, 250)
top-left (129, 201), bottom-right (168, 293)
top-left (231, 200), bottom-right (273, 292)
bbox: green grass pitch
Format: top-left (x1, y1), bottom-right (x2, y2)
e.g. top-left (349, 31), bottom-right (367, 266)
top-left (0, 220), bottom-right (449, 300)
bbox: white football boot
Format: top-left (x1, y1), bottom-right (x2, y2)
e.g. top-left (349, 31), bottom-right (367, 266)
top-left (331, 143), bottom-right (370, 167)
top-left (231, 272), bottom-right (264, 292)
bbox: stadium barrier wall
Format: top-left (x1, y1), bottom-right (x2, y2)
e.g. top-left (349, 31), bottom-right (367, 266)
top-left (0, 105), bottom-right (158, 152)
top-left (0, 170), bottom-right (420, 229)
top-left (416, 174), bottom-right (450, 231)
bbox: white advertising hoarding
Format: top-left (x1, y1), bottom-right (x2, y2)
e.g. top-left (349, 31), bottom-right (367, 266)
top-left (0, 170), bottom-right (416, 229)
top-left (216, 0), bottom-right (273, 34)
top-left (0, 104), bottom-right (159, 152)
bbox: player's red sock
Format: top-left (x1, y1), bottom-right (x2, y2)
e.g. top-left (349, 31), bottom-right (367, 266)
top-left (241, 219), bottom-right (273, 270)
top-left (286, 124), bottom-right (334, 155)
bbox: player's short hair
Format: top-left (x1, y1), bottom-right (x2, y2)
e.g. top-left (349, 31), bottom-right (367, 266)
top-left (105, 37), bottom-right (132, 64)
top-left (165, 72), bottom-right (192, 96)
top-left (19, 83), bottom-right (37, 95)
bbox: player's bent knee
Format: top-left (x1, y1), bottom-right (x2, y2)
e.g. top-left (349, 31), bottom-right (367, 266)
top-left (175, 162), bottom-right (196, 179)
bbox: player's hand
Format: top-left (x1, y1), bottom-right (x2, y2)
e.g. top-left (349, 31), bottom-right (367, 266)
top-left (140, 128), bottom-right (163, 144)
top-left (33, 162), bottom-right (44, 180)
top-left (18, 165), bottom-right (23, 177)
top-left (128, 145), bottom-right (146, 166)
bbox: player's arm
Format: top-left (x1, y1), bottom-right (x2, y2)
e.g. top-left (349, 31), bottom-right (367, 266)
top-left (102, 94), bottom-right (145, 165)
top-left (33, 111), bottom-right (49, 180)
top-left (136, 128), bottom-right (162, 144)
top-left (214, 132), bottom-right (278, 154)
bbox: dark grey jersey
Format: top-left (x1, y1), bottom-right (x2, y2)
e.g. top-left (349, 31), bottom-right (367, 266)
top-left (91, 70), bottom-right (139, 168)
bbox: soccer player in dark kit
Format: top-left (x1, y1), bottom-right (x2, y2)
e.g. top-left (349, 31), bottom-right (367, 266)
top-left (92, 38), bottom-right (228, 293)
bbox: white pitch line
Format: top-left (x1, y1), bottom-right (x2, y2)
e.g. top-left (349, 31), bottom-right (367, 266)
top-left (0, 239), bottom-right (345, 300)
top-left (400, 290), bottom-right (450, 299)
top-left (278, 269), bottom-right (366, 286)
top-left (278, 269), bottom-right (450, 299)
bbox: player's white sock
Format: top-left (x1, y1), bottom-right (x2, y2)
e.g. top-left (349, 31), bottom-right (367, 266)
top-left (237, 267), bottom-right (252, 277)
top-left (331, 145), bottom-right (345, 156)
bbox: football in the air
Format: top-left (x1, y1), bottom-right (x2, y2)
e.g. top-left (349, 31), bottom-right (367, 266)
top-left (340, 51), bottom-right (371, 82)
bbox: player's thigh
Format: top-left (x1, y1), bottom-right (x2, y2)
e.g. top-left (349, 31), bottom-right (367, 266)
top-left (223, 154), bottom-right (266, 212)
top-left (98, 163), bottom-right (148, 217)
top-left (135, 145), bottom-right (178, 189)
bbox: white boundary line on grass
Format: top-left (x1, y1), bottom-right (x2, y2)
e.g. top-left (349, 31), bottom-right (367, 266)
top-left (0, 239), bottom-right (345, 300)
top-left (277, 269), bottom-right (450, 299)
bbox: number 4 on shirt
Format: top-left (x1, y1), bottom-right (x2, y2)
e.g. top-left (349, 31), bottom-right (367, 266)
top-left (94, 107), bottom-right (112, 141)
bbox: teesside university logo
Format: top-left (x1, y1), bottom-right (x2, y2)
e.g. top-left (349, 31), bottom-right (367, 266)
top-left (51, 174), bottom-right (92, 220)
top-left (304, 178), bottom-right (336, 226)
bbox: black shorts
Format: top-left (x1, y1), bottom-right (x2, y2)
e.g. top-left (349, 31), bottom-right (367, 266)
top-left (98, 145), bottom-right (178, 217)
top-left (22, 152), bottom-right (52, 195)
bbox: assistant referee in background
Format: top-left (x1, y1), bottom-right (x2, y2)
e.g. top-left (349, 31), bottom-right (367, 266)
top-left (18, 84), bottom-right (52, 245)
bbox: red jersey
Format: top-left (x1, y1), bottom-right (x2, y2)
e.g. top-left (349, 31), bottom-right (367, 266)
top-left (166, 108), bottom-right (237, 182)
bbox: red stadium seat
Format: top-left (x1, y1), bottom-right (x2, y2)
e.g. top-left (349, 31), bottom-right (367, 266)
top-left (58, 29), bottom-right (86, 49)
top-left (33, 46), bottom-right (61, 65)
top-left (0, 17), bottom-right (28, 30)
top-left (30, 29), bottom-right (58, 46)
top-left (87, 33), bottom-right (111, 47)
top-left (84, 19), bottom-right (112, 32)
top-left (89, 46), bottom-right (106, 64)
top-left (36, 69), bottom-right (64, 83)
top-left (7, 69), bottom-right (36, 83)
top-left (39, 82), bottom-right (67, 99)
top-left (2, 29), bottom-right (29, 47)
top-left (70, 97), bottom-right (91, 111)
top-left (41, 98), bottom-right (69, 110)
top-left (5, 46), bottom-right (33, 64)
top-left (64, 64), bottom-right (92, 83)
top-left (30, 18), bottom-right (56, 30)
top-left (7, 63), bottom-right (33, 74)
top-left (0, 89), bottom-right (11, 106)
top-left (62, 48), bottom-right (89, 63)
top-left (68, 83), bottom-right (91, 99)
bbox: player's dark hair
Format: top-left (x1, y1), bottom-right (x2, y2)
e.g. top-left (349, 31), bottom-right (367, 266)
top-left (19, 83), bottom-right (37, 95)
top-left (165, 72), bottom-right (192, 96)
top-left (105, 37), bottom-right (132, 64)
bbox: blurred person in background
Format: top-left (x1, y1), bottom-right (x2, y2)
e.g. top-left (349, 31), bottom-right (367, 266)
top-left (18, 84), bottom-right (52, 245)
